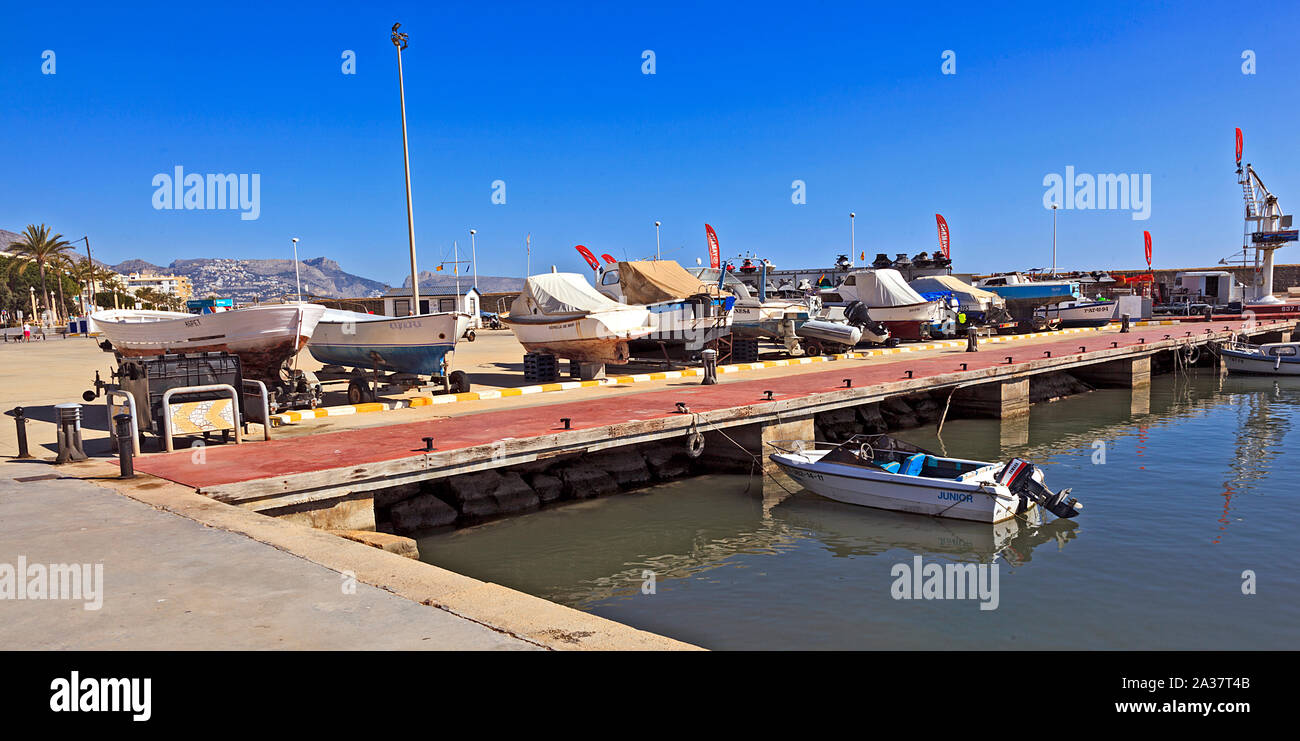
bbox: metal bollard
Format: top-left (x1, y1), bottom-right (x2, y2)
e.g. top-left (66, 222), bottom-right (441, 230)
top-left (114, 413), bottom-right (135, 478)
top-left (700, 349), bottom-right (718, 385)
top-left (54, 403), bottom-right (88, 464)
top-left (1120, 313), bottom-right (1130, 333)
top-left (11, 407), bottom-right (32, 459)
top-left (965, 325), bottom-right (979, 352)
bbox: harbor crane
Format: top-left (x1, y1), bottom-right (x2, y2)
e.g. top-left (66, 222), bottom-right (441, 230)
top-left (1236, 129), bottom-right (1296, 304)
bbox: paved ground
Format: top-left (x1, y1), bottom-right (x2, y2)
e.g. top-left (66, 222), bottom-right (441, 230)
top-left (0, 459), bottom-right (535, 650)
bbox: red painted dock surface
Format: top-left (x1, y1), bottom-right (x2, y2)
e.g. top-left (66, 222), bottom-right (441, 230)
top-left (133, 324), bottom-right (1262, 491)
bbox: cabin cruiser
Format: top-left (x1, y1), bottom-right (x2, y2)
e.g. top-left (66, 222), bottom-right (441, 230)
top-left (594, 260), bottom-right (734, 360)
top-left (1219, 340), bottom-right (1300, 376)
top-left (503, 273), bottom-right (655, 364)
top-left (974, 273), bottom-right (1081, 331)
top-left (819, 269), bottom-right (943, 340)
top-left (768, 434), bottom-right (1082, 523)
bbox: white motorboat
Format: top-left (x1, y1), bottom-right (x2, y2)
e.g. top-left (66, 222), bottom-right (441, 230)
top-left (1219, 340), bottom-right (1300, 376)
top-left (91, 303), bottom-right (326, 383)
top-left (820, 269), bottom-right (942, 340)
top-left (503, 273), bottom-right (655, 364)
top-left (1035, 299), bottom-right (1118, 328)
top-left (768, 434), bottom-right (1082, 523)
top-left (908, 275), bottom-right (1007, 325)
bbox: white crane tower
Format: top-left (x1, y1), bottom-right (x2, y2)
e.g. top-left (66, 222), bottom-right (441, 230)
top-left (1237, 132), bottom-right (1296, 304)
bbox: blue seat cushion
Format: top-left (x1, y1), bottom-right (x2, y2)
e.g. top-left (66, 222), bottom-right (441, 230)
top-left (901, 453), bottom-right (926, 476)
top-left (880, 461), bottom-right (900, 473)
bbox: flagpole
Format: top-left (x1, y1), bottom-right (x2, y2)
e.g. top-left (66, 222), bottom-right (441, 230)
top-left (392, 23), bottom-right (419, 316)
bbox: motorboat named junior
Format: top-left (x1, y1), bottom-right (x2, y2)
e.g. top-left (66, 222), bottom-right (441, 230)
top-left (768, 434), bottom-right (1082, 523)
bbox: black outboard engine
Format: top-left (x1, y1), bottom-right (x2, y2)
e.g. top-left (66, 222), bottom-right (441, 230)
top-left (996, 458), bottom-right (1082, 518)
top-left (872, 253), bottom-right (893, 269)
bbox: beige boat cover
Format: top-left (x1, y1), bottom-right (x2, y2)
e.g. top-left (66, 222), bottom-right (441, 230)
top-left (908, 274), bottom-right (1005, 308)
top-left (619, 260), bottom-right (718, 304)
top-left (511, 273), bottom-right (636, 317)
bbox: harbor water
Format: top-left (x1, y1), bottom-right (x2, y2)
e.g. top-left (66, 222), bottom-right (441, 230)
top-left (416, 371), bottom-right (1300, 650)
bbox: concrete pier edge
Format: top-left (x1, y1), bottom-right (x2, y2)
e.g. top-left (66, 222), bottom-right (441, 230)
top-left (69, 459), bottom-right (700, 651)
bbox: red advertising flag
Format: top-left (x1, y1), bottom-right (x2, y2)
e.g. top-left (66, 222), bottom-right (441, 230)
top-left (704, 224), bottom-right (721, 269)
top-left (574, 244), bottom-right (600, 271)
top-left (1143, 231), bottom-right (1152, 268)
top-left (1235, 128), bottom-right (1244, 164)
top-left (935, 214), bottom-right (950, 259)
top-left (600, 254), bottom-right (617, 264)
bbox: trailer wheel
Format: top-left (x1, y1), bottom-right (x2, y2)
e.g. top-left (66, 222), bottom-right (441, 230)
top-left (803, 339), bottom-right (824, 357)
top-left (464, 330), bottom-right (476, 343)
top-left (347, 378), bottom-right (373, 405)
top-left (449, 370), bottom-right (471, 394)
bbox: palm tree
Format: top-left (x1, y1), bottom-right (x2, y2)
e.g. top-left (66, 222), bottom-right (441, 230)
top-left (7, 224), bottom-right (74, 324)
top-left (94, 267), bottom-right (122, 309)
top-left (65, 257), bottom-right (99, 315)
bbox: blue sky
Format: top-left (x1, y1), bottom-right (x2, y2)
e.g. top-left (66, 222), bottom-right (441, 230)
top-left (2, 1), bottom-right (1297, 286)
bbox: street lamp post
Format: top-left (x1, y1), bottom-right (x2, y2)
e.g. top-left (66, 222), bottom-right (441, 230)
top-left (29, 287), bottom-right (36, 325)
top-left (1051, 204), bottom-right (1059, 277)
top-left (850, 212), bottom-right (855, 257)
top-left (654, 221), bottom-right (661, 260)
top-left (393, 22), bottom-right (420, 316)
top-left (469, 229), bottom-right (478, 290)
top-left (290, 237), bottom-right (302, 302)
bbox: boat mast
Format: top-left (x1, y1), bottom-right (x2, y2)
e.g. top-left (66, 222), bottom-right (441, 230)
top-left (392, 23), bottom-right (419, 316)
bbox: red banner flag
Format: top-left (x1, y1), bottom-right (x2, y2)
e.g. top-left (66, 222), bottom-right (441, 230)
top-left (1143, 231), bottom-right (1152, 268)
top-left (935, 214), bottom-right (950, 259)
top-left (704, 224), bottom-right (721, 269)
top-left (600, 253), bottom-right (617, 264)
top-left (1235, 128), bottom-right (1244, 164)
top-left (574, 244), bottom-right (600, 271)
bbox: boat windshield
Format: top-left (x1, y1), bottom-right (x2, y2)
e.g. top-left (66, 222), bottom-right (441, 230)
top-left (820, 434), bottom-right (979, 479)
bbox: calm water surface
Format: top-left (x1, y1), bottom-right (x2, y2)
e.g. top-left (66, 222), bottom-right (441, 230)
top-left (417, 372), bottom-right (1300, 649)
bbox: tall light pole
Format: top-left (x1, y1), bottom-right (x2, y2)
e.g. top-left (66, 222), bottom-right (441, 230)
top-left (850, 212), bottom-right (855, 257)
top-left (29, 286), bottom-right (36, 325)
top-left (469, 229), bottom-right (478, 290)
top-left (1051, 203), bottom-right (1059, 277)
top-left (290, 237), bottom-right (302, 302)
top-left (654, 221), bottom-right (661, 260)
top-left (393, 22), bottom-right (419, 316)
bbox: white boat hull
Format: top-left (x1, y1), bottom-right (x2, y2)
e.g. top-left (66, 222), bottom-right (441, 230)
top-left (505, 310), bottom-right (654, 364)
top-left (1036, 300), bottom-right (1117, 327)
top-left (92, 304), bottom-right (326, 383)
top-left (770, 452), bottom-right (1029, 523)
top-left (1221, 348), bottom-right (1300, 375)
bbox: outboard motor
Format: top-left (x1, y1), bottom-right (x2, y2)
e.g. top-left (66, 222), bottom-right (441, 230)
top-left (996, 458), bottom-right (1082, 518)
top-left (843, 301), bottom-right (891, 345)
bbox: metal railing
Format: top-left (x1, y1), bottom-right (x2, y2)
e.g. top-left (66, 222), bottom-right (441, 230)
top-left (103, 389), bottom-right (141, 457)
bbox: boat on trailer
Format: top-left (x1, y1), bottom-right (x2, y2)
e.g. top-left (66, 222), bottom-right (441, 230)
top-left (307, 308), bottom-right (472, 401)
top-left (767, 434), bottom-right (1082, 523)
top-left (91, 303), bottom-right (325, 385)
top-left (1219, 340), bottom-right (1300, 376)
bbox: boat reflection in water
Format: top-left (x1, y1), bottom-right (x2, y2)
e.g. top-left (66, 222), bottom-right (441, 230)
top-left (768, 488), bottom-right (1078, 568)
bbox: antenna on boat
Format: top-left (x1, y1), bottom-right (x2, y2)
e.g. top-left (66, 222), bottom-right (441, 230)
top-left (290, 237), bottom-right (302, 302)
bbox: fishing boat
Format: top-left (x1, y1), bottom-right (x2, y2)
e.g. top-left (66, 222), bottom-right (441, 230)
top-left (308, 308), bottom-right (468, 379)
top-left (503, 272), bottom-right (655, 364)
top-left (1218, 340), bottom-right (1300, 376)
top-left (91, 303), bottom-right (326, 384)
top-left (691, 264), bottom-right (811, 355)
top-left (767, 434), bottom-right (1082, 523)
